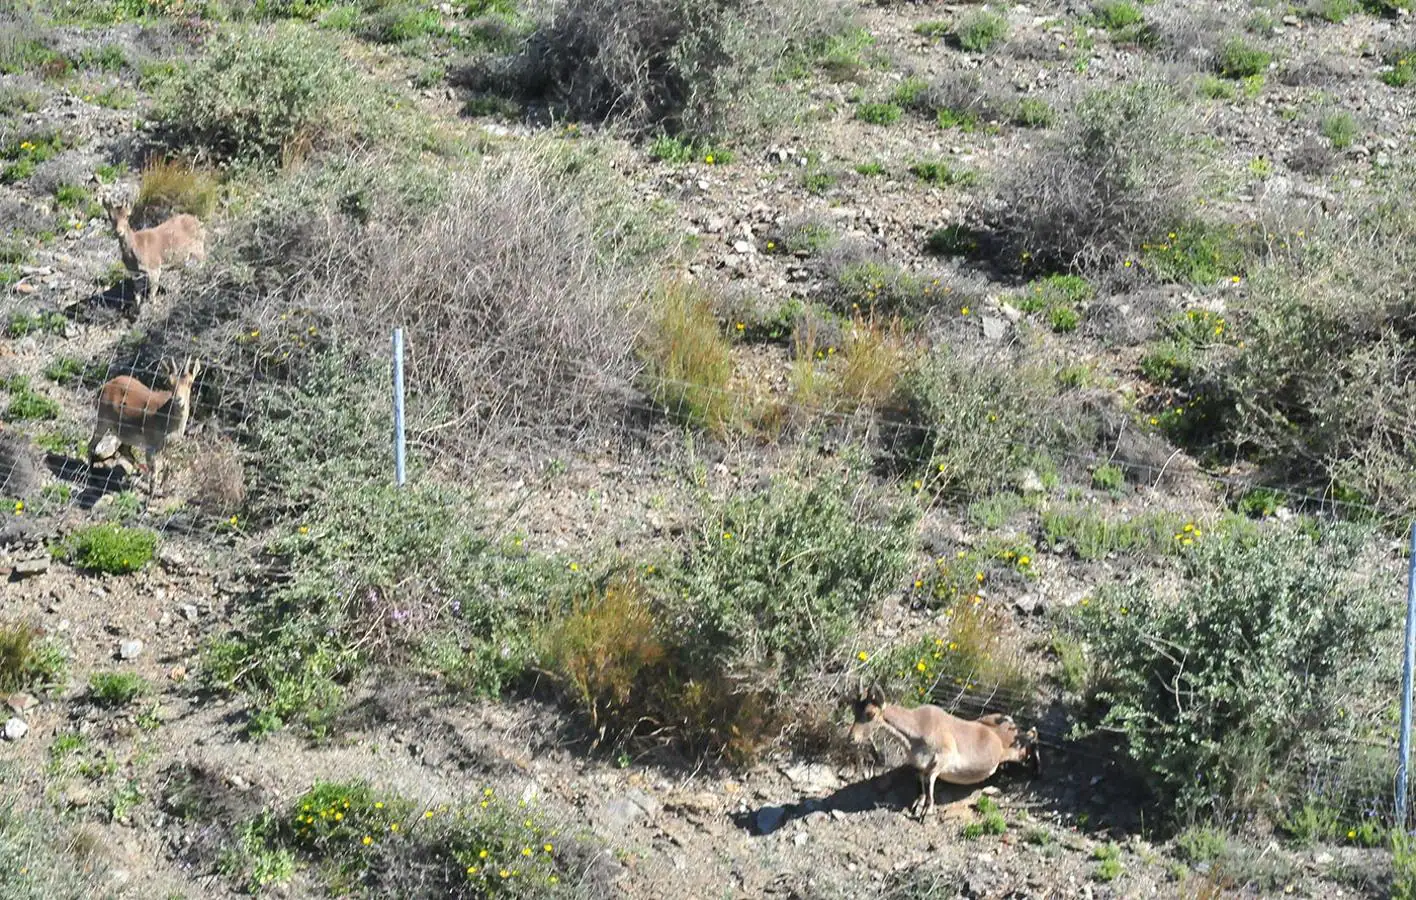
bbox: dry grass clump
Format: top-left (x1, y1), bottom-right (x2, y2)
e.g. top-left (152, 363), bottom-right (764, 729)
top-left (981, 79), bottom-right (1201, 275)
top-left (215, 147), bottom-right (655, 465)
top-left (135, 157), bottom-right (219, 223)
top-left (492, 0), bottom-right (853, 136)
top-left (640, 279), bottom-right (736, 434)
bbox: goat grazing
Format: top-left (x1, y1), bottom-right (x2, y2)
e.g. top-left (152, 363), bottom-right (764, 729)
top-left (104, 200), bottom-right (206, 310)
top-left (90, 358), bottom-right (201, 496)
top-left (849, 685), bottom-right (1039, 819)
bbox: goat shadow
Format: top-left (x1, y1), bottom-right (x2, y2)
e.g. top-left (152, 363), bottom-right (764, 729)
top-left (43, 451), bottom-right (137, 510)
top-left (732, 762), bottom-right (1037, 837)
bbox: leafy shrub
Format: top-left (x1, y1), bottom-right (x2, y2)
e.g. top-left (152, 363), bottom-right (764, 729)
top-left (89, 671), bottom-right (151, 707)
top-left (152, 25), bottom-right (356, 166)
top-left (983, 81), bottom-right (1197, 274)
top-left (664, 468), bottom-right (916, 683)
top-left (1091, 464), bottom-right (1124, 492)
top-left (1074, 524), bottom-right (1395, 820)
top-left (1171, 195), bottom-right (1416, 513)
top-left (496, 0), bottom-right (853, 137)
top-left (1383, 48), bottom-right (1416, 87)
top-left (1092, 0), bottom-right (1142, 29)
top-left (832, 260), bottom-right (951, 319)
top-left (882, 347), bottom-right (1081, 500)
top-left (641, 279), bottom-right (735, 433)
top-left (1142, 220), bottom-right (1249, 285)
top-left (220, 779), bottom-right (583, 898)
top-left (0, 622), bottom-right (67, 695)
top-left (56, 524), bottom-right (157, 574)
top-left (2, 375), bottom-right (60, 422)
top-left (954, 11), bottom-right (1008, 53)
top-left (357, 3), bottom-right (443, 44)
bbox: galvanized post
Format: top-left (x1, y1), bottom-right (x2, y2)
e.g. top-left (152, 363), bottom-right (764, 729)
top-left (1398, 520), bottom-right (1416, 828)
top-left (392, 328), bottom-right (406, 486)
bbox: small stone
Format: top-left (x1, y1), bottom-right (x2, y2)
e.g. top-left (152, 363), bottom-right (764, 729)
top-left (830, 809), bottom-right (846, 822)
top-left (180, 604), bottom-right (199, 622)
top-left (781, 762), bottom-right (842, 793)
top-left (168, 666), bottom-right (187, 683)
top-left (732, 239), bottom-right (754, 255)
top-left (793, 832), bottom-right (809, 847)
top-left (6, 692), bottom-right (37, 713)
top-left (981, 315), bottom-right (1009, 342)
top-left (4, 718), bottom-right (29, 741)
top-left (1314, 852), bottom-right (1334, 866)
top-left (119, 639), bottom-right (144, 660)
top-left (66, 786), bottom-right (93, 807)
top-left (13, 558), bottom-right (49, 577)
top-left (1014, 596), bottom-right (1043, 616)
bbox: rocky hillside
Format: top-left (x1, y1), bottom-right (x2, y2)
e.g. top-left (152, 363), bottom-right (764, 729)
top-left (2, 0), bottom-right (1415, 897)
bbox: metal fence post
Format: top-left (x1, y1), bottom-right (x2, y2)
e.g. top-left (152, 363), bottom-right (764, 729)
top-left (392, 328), bottom-right (406, 487)
top-left (1398, 519), bottom-right (1416, 828)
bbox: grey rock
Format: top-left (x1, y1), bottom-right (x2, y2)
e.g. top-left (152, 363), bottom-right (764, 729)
top-left (792, 831), bottom-right (809, 847)
top-left (14, 557), bottom-right (49, 577)
top-left (980, 315), bottom-right (1009, 342)
top-left (0, 433), bottom-right (43, 500)
top-left (181, 604), bottom-right (199, 622)
top-left (6, 692), bottom-right (37, 713)
top-left (603, 789), bottom-right (659, 830)
top-left (781, 762), bottom-right (842, 794)
top-left (119, 639), bottom-right (144, 660)
top-left (756, 805), bottom-right (787, 835)
top-left (1014, 595), bottom-right (1043, 616)
top-left (1017, 469), bottom-right (1046, 494)
top-left (3, 717), bottom-right (28, 741)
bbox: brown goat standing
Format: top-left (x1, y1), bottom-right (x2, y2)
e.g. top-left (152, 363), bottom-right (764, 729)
top-left (105, 201), bottom-right (206, 311)
top-left (90, 358), bottom-right (201, 496)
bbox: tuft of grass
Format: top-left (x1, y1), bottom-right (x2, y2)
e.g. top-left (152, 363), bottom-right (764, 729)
top-left (854, 160), bottom-right (887, 177)
top-left (55, 524), bottom-right (158, 575)
top-left (1091, 463), bottom-right (1125, 492)
top-left (1216, 37), bottom-right (1272, 79)
top-left (0, 621), bottom-right (67, 696)
top-left (1092, 0), bottom-right (1143, 30)
top-left (914, 20), bottom-right (951, 39)
top-left (136, 158), bottom-right (219, 220)
top-left (1142, 220), bottom-right (1249, 285)
top-left (1310, 0), bottom-right (1360, 21)
top-left (3, 374), bottom-right (61, 422)
top-left (640, 280), bottom-right (735, 434)
top-left (1094, 843), bottom-right (1124, 881)
top-left (909, 160), bottom-right (977, 188)
top-left (1041, 507), bottom-right (1190, 560)
top-left (856, 102), bottom-right (903, 125)
top-left (1382, 48), bottom-right (1416, 87)
top-left (954, 11), bottom-right (1009, 53)
top-left (88, 671), bottom-right (151, 707)
top-left (1319, 111), bottom-right (1358, 150)
top-left (1012, 97), bottom-right (1055, 128)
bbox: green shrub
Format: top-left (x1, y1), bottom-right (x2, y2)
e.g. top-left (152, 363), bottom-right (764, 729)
top-left (5, 311), bottom-right (65, 338)
top-left (357, 3), bottom-right (443, 44)
top-left (1092, 0), bottom-right (1142, 29)
top-left (954, 11), bottom-right (1009, 53)
top-left (1383, 49), bottom-right (1416, 87)
top-left (664, 468), bottom-right (915, 680)
top-left (1310, 0), bottom-right (1360, 22)
top-left (0, 622), bottom-right (67, 696)
top-left (56, 524), bottom-right (158, 574)
top-left (1319, 111), bottom-right (1358, 149)
top-left (1216, 37), bottom-right (1272, 79)
top-left (1091, 464), bottom-right (1124, 492)
top-left (1172, 196), bottom-right (1416, 514)
top-left (89, 671), bottom-right (151, 707)
top-left (884, 348), bottom-right (1080, 500)
top-left (152, 25), bottom-right (357, 166)
top-left (3, 375), bottom-right (61, 422)
top-left (909, 160), bottom-right (977, 188)
top-left (1142, 220), bottom-right (1249, 285)
top-left (856, 102), bottom-right (902, 125)
top-left (1074, 524), bottom-right (1395, 820)
top-left (216, 779), bottom-right (581, 898)
top-left (1012, 97), bottom-right (1054, 128)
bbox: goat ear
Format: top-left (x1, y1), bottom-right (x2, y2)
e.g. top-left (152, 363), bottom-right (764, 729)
top-left (867, 682), bottom-right (885, 705)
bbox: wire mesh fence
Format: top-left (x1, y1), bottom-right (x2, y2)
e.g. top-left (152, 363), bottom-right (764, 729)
top-left (1, 311), bottom-right (1412, 841)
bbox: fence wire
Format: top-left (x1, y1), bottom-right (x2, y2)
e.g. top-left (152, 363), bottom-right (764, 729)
top-left (1, 314), bottom-right (1411, 840)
